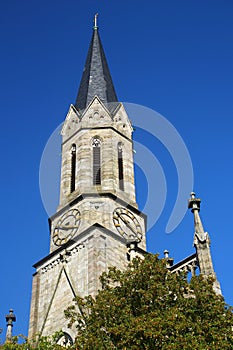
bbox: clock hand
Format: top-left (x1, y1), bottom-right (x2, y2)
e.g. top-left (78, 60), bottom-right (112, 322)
top-left (120, 216), bottom-right (137, 235)
top-left (119, 215), bottom-right (130, 225)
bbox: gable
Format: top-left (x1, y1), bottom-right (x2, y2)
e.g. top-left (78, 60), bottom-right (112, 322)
top-left (112, 103), bottom-right (133, 139)
top-left (61, 105), bottom-right (81, 141)
top-left (80, 96), bottom-right (113, 127)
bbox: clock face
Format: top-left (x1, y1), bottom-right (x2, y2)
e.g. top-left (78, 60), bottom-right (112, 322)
top-left (52, 209), bottom-right (81, 246)
top-left (113, 207), bottom-right (142, 242)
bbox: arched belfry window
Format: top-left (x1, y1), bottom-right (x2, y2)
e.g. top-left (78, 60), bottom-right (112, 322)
top-left (92, 138), bottom-right (101, 185)
top-left (70, 144), bottom-right (76, 193)
top-left (118, 142), bottom-right (124, 191)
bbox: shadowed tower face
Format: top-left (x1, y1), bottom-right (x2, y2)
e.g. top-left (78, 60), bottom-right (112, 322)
top-left (28, 17), bottom-right (147, 342)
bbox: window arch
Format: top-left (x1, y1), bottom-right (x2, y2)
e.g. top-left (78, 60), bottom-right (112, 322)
top-left (118, 142), bottom-right (124, 191)
top-left (70, 144), bottom-right (76, 193)
top-left (57, 332), bottom-right (73, 347)
top-left (92, 138), bottom-right (101, 185)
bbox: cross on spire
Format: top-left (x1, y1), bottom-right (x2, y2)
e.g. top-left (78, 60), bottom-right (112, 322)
top-left (93, 13), bottom-right (98, 29)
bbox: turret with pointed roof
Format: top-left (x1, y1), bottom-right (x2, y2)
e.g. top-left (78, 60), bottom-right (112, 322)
top-left (188, 192), bottom-right (221, 294)
top-left (75, 14), bottom-right (118, 111)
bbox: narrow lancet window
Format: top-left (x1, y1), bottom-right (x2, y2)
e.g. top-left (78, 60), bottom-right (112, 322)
top-left (92, 138), bottom-right (101, 185)
top-left (70, 144), bottom-right (76, 193)
top-left (118, 142), bottom-right (124, 191)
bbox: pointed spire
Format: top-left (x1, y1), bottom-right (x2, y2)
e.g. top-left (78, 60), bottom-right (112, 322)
top-left (188, 192), bottom-right (221, 294)
top-left (75, 15), bottom-right (118, 111)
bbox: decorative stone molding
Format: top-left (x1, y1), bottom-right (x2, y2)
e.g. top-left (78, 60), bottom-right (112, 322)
top-left (170, 253), bottom-right (198, 277)
top-left (41, 242), bottom-right (86, 273)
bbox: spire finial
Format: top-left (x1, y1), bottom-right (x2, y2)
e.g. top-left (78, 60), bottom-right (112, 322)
top-left (5, 309), bottom-right (16, 343)
top-left (93, 13), bottom-right (98, 30)
top-left (188, 191), bottom-right (201, 212)
top-left (188, 192), bottom-right (204, 233)
top-left (164, 250), bottom-right (169, 259)
top-left (163, 250), bottom-right (174, 268)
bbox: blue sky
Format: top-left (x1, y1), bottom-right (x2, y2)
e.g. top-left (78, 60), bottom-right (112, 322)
top-left (0, 0), bottom-right (232, 341)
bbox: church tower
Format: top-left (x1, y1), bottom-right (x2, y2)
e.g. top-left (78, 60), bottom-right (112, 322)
top-left (28, 17), bottom-right (147, 342)
top-left (28, 16), bottom-right (221, 344)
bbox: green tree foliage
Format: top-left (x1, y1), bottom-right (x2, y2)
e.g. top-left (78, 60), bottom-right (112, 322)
top-left (1, 255), bottom-right (232, 349)
top-left (64, 254), bottom-right (233, 349)
top-left (0, 332), bottom-right (67, 349)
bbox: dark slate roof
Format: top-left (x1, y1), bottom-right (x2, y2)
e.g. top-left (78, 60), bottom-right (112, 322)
top-left (75, 27), bottom-right (118, 111)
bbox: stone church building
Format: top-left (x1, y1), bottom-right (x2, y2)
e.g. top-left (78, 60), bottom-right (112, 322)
top-left (28, 17), bottom-right (220, 345)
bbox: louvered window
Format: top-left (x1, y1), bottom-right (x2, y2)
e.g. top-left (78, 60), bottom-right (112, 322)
top-left (92, 138), bottom-right (101, 185)
top-left (118, 142), bottom-right (124, 191)
top-left (70, 144), bottom-right (76, 193)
